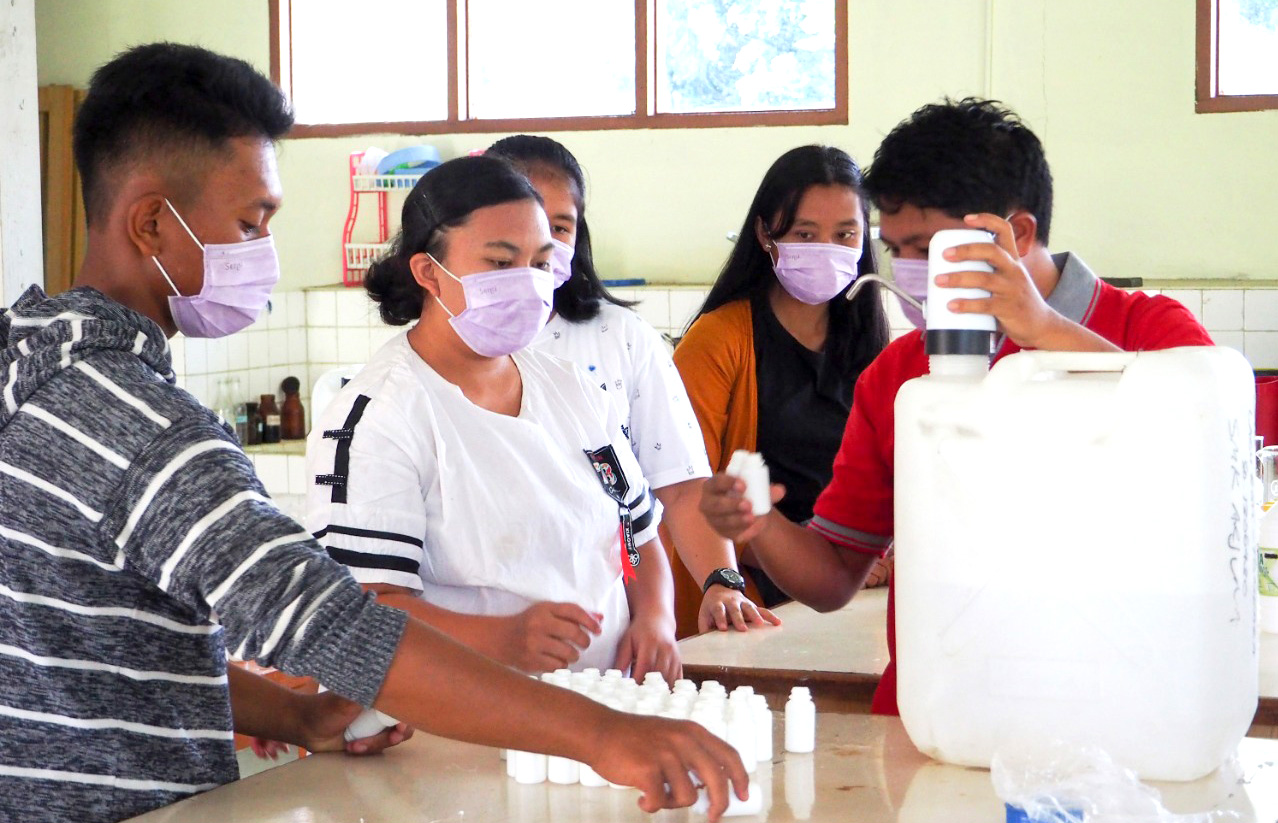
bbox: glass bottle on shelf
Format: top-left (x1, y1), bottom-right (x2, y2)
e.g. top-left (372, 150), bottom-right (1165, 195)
top-left (259, 393), bottom-right (282, 444)
top-left (280, 376), bottom-right (306, 440)
top-left (245, 402), bottom-right (263, 446)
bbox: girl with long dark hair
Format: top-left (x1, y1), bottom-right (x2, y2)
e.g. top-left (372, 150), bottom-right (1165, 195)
top-left (671, 145), bottom-right (890, 632)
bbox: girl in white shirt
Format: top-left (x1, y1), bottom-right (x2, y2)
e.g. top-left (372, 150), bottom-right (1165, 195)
top-left (307, 156), bottom-right (679, 680)
top-left (487, 135), bottom-right (779, 638)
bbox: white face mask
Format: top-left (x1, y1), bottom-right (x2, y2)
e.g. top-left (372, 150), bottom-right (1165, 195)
top-left (549, 238), bottom-right (575, 288)
top-left (151, 199), bottom-right (279, 338)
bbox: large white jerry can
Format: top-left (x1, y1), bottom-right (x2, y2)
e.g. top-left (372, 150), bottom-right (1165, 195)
top-left (893, 347), bottom-right (1258, 781)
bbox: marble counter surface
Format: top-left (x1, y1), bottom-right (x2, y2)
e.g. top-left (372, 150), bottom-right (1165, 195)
top-left (125, 713), bottom-right (1278, 823)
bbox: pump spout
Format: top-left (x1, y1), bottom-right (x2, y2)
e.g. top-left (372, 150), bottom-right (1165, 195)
top-left (844, 274), bottom-right (922, 311)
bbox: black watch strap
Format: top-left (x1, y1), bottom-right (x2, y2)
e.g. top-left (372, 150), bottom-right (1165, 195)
top-left (702, 567), bottom-right (747, 594)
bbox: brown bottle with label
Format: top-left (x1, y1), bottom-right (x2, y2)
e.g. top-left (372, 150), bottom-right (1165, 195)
top-left (280, 376), bottom-right (306, 440)
top-left (259, 394), bottom-right (282, 444)
top-left (244, 401), bottom-right (263, 446)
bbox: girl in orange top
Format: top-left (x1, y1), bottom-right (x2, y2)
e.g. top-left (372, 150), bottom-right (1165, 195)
top-left (671, 146), bottom-right (890, 633)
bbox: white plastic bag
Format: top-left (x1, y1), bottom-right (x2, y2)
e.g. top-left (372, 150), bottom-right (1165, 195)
top-left (991, 741), bottom-right (1238, 823)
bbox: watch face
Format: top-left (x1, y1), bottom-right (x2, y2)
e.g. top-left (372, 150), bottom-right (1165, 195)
top-left (722, 569), bottom-right (745, 587)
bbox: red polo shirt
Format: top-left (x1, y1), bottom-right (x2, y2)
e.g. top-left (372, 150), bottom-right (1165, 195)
top-left (809, 256), bottom-right (1215, 715)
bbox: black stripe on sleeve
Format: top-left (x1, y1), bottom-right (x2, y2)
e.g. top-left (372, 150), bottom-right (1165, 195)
top-left (312, 524), bottom-right (424, 548)
top-left (325, 546), bottom-right (421, 576)
top-left (629, 488), bottom-right (656, 535)
top-left (317, 394), bottom-right (372, 505)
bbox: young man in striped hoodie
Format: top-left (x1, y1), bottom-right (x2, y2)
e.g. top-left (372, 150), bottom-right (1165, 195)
top-left (0, 43), bottom-right (745, 823)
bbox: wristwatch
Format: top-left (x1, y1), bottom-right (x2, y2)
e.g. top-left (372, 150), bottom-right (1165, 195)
top-left (702, 567), bottom-right (747, 594)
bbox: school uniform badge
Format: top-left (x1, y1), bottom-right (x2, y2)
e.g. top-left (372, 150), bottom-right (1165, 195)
top-left (584, 444), bottom-right (630, 503)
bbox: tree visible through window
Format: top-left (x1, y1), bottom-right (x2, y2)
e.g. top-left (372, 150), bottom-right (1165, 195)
top-left (657, 0), bottom-right (836, 114)
top-left (1197, 0), bottom-right (1278, 112)
top-left (270, 0), bottom-right (847, 136)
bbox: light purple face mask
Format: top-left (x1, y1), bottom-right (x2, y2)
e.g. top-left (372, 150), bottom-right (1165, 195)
top-left (890, 258), bottom-right (930, 329)
top-left (151, 200), bottom-right (279, 338)
top-left (429, 254), bottom-right (554, 358)
top-left (549, 238), bottom-right (575, 288)
top-left (772, 242), bottom-right (862, 304)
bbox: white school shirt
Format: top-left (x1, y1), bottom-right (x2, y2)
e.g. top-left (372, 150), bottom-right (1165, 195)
top-left (532, 303), bottom-right (711, 491)
top-left (305, 333), bottom-right (661, 671)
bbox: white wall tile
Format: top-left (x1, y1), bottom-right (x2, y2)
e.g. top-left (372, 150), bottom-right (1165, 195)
top-left (247, 368), bottom-right (271, 400)
top-left (307, 291), bottom-right (338, 327)
top-left (286, 290), bottom-right (306, 327)
top-left (185, 375), bottom-right (210, 408)
top-left (1211, 330), bottom-right (1245, 355)
top-left (254, 454), bottom-right (291, 496)
top-left (1159, 289), bottom-right (1203, 323)
top-left (1202, 290), bottom-right (1244, 332)
top-left (308, 327), bottom-right (339, 363)
top-left (633, 289), bottom-right (670, 330)
top-left (206, 338), bottom-right (229, 374)
top-left (226, 333), bottom-right (250, 373)
top-left (1245, 291), bottom-right (1278, 331)
top-left (267, 330), bottom-right (289, 366)
top-left (668, 290), bottom-right (706, 334)
top-left (266, 293), bottom-right (288, 330)
top-left (335, 288), bottom-right (373, 327)
top-left (286, 455), bottom-right (309, 496)
top-left (1246, 332), bottom-right (1278, 369)
top-left (288, 328), bottom-right (308, 364)
top-left (244, 331), bottom-right (268, 369)
top-left (337, 326), bottom-right (370, 362)
top-left (609, 288), bottom-right (637, 303)
top-left (183, 336), bottom-right (207, 374)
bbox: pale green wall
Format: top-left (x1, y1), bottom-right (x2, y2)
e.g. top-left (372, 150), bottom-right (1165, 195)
top-left (34, 0), bottom-right (1278, 291)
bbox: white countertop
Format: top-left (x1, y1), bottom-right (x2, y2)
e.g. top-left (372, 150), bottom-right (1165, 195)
top-left (124, 713), bottom-right (1278, 822)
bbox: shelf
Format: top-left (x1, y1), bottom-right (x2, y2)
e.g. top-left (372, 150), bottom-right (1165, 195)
top-left (351, 172), bottom-right (425, 192)
top-left (345, 242), bottom-right (392, 270)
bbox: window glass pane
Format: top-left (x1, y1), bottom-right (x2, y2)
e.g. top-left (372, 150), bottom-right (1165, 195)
top-left (290, 1), bottom-right (448, 124)
top-left (655, 0), bottom-right (836, 114)
top-left (1218, 0), bottom-right (1278, 95)
top-left (467, 0), bottom-right (635, 120)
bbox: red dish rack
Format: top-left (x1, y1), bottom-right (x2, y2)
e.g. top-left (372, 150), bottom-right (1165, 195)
top-left (340, 151), bottom-right (426, 287)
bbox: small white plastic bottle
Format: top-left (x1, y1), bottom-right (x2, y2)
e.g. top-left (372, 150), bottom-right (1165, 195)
top-left (784, 687), bottom-right (815, 753)
top-left (726, 450), bottom-right (771, 515)
top-left (752, 694), bottom-right (773, 762)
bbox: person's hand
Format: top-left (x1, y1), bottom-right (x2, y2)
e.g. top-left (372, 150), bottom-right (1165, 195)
top-left (613, 612), bottom-right (680, 683)
top-left (500, 601), bottom-right (603, 674)
top-left (699, 472), bottom-right (786, 544)
top-left (934, 213), bottom-right (1067, 349)
top-left (297, 690), bottom-right (414, 756)
top-left (697, 586), bottom-right (782, 633)
top-left (588, 713), bottom-right (750, 821)
top-left (862, 553), bottom-right (893, 588)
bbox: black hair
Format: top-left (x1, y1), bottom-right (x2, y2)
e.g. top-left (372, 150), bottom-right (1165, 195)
top-left (486, 135), bottom-right (635, 322)
top-left (73, 42), bottom-right (293, 225)
top-left (691, 145), bottom-right (888, 376)
top-left (365, 155), bottom-right (543, 325)
top-left (864, 97), bottom-right (1054, 244)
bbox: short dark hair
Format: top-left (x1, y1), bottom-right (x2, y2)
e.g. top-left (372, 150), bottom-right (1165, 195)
top-left (864, 97), bottom-right (1054, 244)
top-left (692, 145), bottom-right (888, 377)
top-left (73, 42), bottom-right (294, 225)
top-left (365, 155), bottom-right (543, 325)
top-left (486, 134), bottom-right (635, 322)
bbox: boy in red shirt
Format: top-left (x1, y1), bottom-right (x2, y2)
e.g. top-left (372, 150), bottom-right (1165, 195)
top-left (699, 98), bottom-right (1212, 715)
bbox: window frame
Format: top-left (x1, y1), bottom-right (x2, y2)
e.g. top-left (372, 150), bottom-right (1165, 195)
top-left (269, 0), bottom-right (848, 137)
top-left (1196, 0), bottom-right (1278, 113)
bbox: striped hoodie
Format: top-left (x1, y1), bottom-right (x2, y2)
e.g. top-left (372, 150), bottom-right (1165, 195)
top-left (0, 286), bottom-right (407, 823)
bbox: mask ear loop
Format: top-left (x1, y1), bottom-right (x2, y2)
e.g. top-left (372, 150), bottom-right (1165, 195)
top-left (425, 253), bottom-right (461, 319)
top-left (152, 198), bottom-right (205, 298)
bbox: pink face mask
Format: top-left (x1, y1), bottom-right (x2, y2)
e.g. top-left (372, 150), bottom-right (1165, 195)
top-left (772, 242), bottom-right (862, 305)
top-left (428, 254), bottom-right (554, 358)
top-left (890, 258), bottom-right (930, 329)
top-left (549, 238), bottom-right (575, 288)
top-left (151, 199), bottom-right (279, 338)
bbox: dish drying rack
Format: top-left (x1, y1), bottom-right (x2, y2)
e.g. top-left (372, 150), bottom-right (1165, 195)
top-left (341, 151), bottom-right (426, 287)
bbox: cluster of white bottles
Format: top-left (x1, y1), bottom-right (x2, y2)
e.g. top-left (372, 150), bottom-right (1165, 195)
top-left (505, 672), bottom-right (820, 817)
